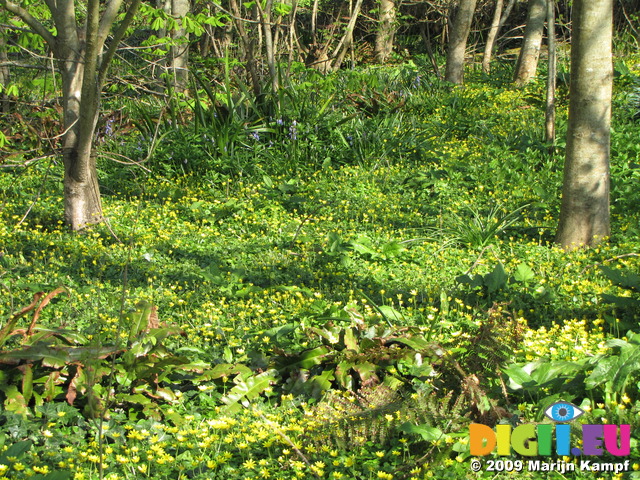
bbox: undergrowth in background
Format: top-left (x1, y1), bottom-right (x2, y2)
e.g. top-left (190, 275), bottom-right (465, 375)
top-left (1, 55), bottom-right (640, 479)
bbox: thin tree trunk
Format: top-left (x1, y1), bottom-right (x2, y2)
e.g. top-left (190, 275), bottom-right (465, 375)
top-left (287, 0), bottom-right (299, 69)
top-left (544, 0), bottom-right (556, 146)
top-left (556, 0), bottom-right (613, 249)
top-left (311, 0), bottom-right (319, 44)
top-left (330, 0), bottom-right (364, 71)
top-left (0, 24), bottom-right (9, 112)
top-left (257, 0), bottom-right (278, 92)
top-left (444, 0), bottom-right (478, 84)
top-left (513, 0), bottom-right (546, 86)
top-left (170, 0), bottom-right (190, 93)
top-left (419, 22), bottom-right (441, 79)
top-left (482, 0), bottom-right (504, 74)
top-left (375, 0), bottom-right (396, 63)
top-left (229, 0), bottom-right (262, 99)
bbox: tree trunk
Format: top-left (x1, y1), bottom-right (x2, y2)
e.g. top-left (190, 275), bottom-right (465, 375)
top-left (0, 23), bottom-right (9, 112)
top-left (48, 1), bottom-right (102, 230)
top-left (513, 0), bottom-right (546, 86)
top-left (374, 0), bottom-right (396, 63)
top-left (419, 22), bottom-right (441, 79)
top-left (229, 0), bottom-right (262, 98)
top-left (330, 0), bottom-right (364, 71)
top-left (444, 0), bottom-right (477, 85)
top-left (481, 0), bottom-right (504, 74)
top-left (482, 0), bottom-right (516, 73)
top-left (257, 0), bottom-right (278, 92)
top-left (544, 0), bottom-right (556, 146)
top-left (170, 0), bottom-right (190, 93)
top-left (556, 0), bottom-right (613, 250)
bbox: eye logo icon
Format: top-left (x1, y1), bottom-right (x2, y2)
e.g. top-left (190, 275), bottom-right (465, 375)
top-left (544, 401), bottom-right (585, 422)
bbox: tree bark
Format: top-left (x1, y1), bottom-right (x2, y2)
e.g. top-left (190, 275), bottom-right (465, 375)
top-left (544, 0), bottom-right (556, 146)
top-left (257, 0), bottom-right (278, 92)
top-left (513, 0), bottom-right (546, 86)
top-left (375, 0), bottom-right (396, 63)
top-left (330, 0), bottom-right (364, 71)
top-left (0, 23), bottom-right (9, 112)
top-left (482, 0), bottom-right (516, 73)
top-left (229, 0), bottom-right (262, 98)
top-left (481, 0), bottom-right (503, 74)
top-left (556, 0), bottom-right (613, 250)
top-left (444, 0), bottom-right (477, 85)
top-left (170, 0), bottom-right (190, 93)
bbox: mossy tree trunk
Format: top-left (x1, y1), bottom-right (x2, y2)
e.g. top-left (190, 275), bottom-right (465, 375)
top-left (375, 0), bottom-right (396, 63)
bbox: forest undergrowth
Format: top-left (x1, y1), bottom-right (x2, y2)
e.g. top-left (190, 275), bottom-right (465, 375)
top-left (1, 56), bottom-right (640, 479)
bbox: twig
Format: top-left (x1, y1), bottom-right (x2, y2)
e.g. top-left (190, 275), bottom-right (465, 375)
top-left (579, 253), bottom-right (640, 275)
top-left (254, 409), bottom-right (322, 478)
top-left (462, 245), bottom-right (504, 276)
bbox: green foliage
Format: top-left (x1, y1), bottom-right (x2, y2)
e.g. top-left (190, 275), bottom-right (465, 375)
top-left (2, 60), bottom-right (640, 479)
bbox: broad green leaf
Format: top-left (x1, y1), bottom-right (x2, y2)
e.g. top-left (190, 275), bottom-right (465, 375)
top-left (343, 327), bottom-right (359, 352)
top-left (585, 356), bottom-right (619, 390)
top-left (335, 360), bottom-right (354, 389)
top-left (514, 263), bottom-right (535, 283)
top-left (399, 422), bottom-right (443, 441)
top-left (600, 266), bottom-right (640, 290)
top-left (280, 346), bottom-right (333, 370)
top-left (0, 440), bottom-right (32, 465)
top-left (308, 369), bottom-right (334, 397)
top-left (21, 364), bottom-right (33, 404)
top-left (530, 361), bottom-right (581, 386)
top-left (485, 264), bottom-right (508, 293)
top-left (221, 370), bottom-right (276, 414)
top-left (381, 241), bottom-right (405, 257)
top-left (503, 364), bottom-right (534, 390)
top-left (353, 361), bottom-right (377, 384)
top-left (377, 305), bottom-right (405, 322)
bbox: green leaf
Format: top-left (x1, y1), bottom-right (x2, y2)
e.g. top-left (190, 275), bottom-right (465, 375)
top-left (279, 346), bottom-right (333, 371)
top-left (377, 305), bottom-right (405, 322)
top-left (600, 266), bottom-right (640, 290)
top-left (514, 263), bottom-right (535, 283)
top-left (381, 241), bottom-right (405, 258)
top-left (42, 471), bottom-right (71, 480)
top-left (197, 364), bottom-right (252, 381)
top-left (343, 328), bottom-right (359, 352)
top-left (485, 264), bottom-right (508, 293)
top-left (308, 369), bottom-right (334, 397)
top-left (21, 364), bottom-right (33, 404)
top-left (585, 356), bottom-right (619, 390)
top-left (503, 364), bottom-right (535, 390)
top-left (398, 422), bottom-right (443, 441)
top-left (0, 440), bottom-right (32, 465)
top-left (352, 361), bottom-right (378, 384)
top-left (221, 370), bottom-right (276, 414)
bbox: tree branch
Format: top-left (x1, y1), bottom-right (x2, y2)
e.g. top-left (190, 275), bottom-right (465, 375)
top-left (98, 0), bottom-right (125, 47)
top-left (0, 0), bottom-right (56, 48)
top-left (98, 0), bottom-right (142, 87)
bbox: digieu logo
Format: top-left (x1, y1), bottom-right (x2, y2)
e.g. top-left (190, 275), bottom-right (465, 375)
top-left (469, 401), bottom-right (631, 457)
